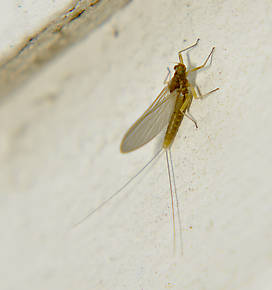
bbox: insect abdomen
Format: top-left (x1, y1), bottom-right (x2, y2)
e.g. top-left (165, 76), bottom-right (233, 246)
top-left (163, 96), bottom-right (185, 149)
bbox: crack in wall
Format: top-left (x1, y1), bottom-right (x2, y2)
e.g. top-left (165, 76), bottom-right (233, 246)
top-left (0, 0), bottom-right (132, 101)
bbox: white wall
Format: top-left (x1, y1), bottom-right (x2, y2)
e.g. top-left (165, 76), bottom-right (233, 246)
top-left (0, 0), bottom-right (271, 289)
top-left (0, 0), bottom-right (71, 58)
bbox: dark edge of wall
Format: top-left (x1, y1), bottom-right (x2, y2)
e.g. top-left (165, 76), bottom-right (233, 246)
top-left (0, 0), bottom-right (132, 100)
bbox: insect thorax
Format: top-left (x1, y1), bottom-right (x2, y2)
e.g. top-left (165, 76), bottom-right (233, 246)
top-left (168, 64), bottom-right (189, 95)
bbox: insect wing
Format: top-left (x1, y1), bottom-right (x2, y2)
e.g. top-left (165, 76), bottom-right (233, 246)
top-left (120, 87), bottom-right (177, 153)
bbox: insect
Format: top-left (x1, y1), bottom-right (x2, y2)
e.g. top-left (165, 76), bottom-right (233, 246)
top-left (77, 39), bottom-right (219, 251)
top-left (119, 39), bottom-right (218, 250)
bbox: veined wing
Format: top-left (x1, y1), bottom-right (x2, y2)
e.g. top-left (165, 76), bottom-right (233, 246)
top-left (120, 87), bottom-right (177, 153)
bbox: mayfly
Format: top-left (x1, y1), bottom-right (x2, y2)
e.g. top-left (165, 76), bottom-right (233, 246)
top-left (77, 39), bottom-right (219, 251)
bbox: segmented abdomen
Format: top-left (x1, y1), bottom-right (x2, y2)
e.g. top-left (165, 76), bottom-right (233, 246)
top-left (163, 96), bottom-right (185, 149)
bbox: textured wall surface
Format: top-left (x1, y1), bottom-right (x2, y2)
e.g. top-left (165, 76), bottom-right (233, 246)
top-left (0, 0), bottom-right (271, 289)
top-left (0, 0), bottom-right (70, 56)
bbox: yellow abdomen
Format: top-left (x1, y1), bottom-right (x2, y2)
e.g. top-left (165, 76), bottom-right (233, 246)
top-left (163, 96), bottom-right (185, 149)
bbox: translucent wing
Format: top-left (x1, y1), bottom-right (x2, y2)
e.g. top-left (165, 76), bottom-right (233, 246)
top-left (120, 87), bottom-right (177, 153)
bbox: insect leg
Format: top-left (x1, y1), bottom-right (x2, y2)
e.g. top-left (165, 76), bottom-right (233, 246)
top-left (179, 94), bottom-right (198, 128)
top-left (163, 67), bottom-right (171, 84)
top-left (190, 84), bottom-right (199, 99)
top-left (178, 38), bottom-right (200, 64)
top-left (183, 111), bottom-right (198, 128)
top-left (190, 83), bottom-right (219, 99)
top-left (186, 46), bottom-right (215, 74)
top-left (179, 94), bottom-right (193, 113)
